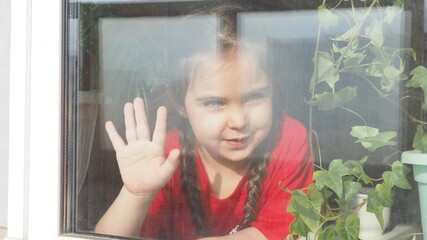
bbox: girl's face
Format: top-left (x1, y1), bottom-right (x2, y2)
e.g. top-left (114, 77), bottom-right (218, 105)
top-left (182, 56), bottom-right (273, 165)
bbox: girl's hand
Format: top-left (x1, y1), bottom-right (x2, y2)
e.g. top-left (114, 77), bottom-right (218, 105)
top-left (105, 97), bottom-right (180, 196)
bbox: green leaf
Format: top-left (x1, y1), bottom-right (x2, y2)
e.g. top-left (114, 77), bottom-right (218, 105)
top-left (407, 66), bottom-right (427, 111)
top-left (365, 18), bottom-right (384, 47)
top-left (366, 183), bottom-right (393, 228)
top-left (413, 125), bottom-right (427, 152)
top-left (313, 159), bottom-right (352, 197)
top-left (366, 61), bottom-right (385, 78)
top-left (308, 183), bottom-right (326, 207)
top-left (343, 180), bottom-right (362, 202)
top-left (343, 50), bottom-right (366, 69)
top-left (318, 5), bottom-right (339, 29)
top-left (289, 216), bottom-right (310, 236)
top-left (318, 226), bottom-right (336, 240)
top-left (359, 156), bottom-right (369, 164)
top-left (381, 60), bottom-right (406, 92)
top-left (384, 0), bottom-right (404, 24)
top-left (383, 161), bottom-right (412, 189)
top-left (344, 159), bottom-right (372, 184)
top-left (312, 53), bottom-right (339, 91)
top-left (331, 24), bottom-right (359, 42)
top-left (350, 126), bottom-right (397, 151)
top-left (335, 214), bottom-right (360, 240)
top-left (309, 87), bottom-right (357, 110)
top-left (351, 126), bottom-right (379, 139)
top-left (335, 197), bottom-right (353, 215)
top-left (287, 189), bottom-right (322, 232)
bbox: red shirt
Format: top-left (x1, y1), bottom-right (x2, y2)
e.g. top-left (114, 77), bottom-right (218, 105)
top-left (140, 116), bottom-right (313, 240)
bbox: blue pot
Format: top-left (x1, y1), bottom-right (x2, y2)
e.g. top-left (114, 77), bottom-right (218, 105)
top-left (402, 150), bottom-right (427, 240)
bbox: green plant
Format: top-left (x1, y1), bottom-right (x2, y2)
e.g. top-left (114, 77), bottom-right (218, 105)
top-left (284, 0), bottom-right (427, 239)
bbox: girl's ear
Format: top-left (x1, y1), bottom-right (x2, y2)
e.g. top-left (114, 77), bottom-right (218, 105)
top-left (165, 83), bottom-right (188, 118)
top-left (178, 108), bottom-right (188, 118)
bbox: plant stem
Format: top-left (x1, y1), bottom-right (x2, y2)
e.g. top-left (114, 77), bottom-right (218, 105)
top-left (334, 0), bottom-right (378, 72)
top-left (340, 106), bottom-right (368, 126)
top-left (308, 9), bottom-right (324, 161)
top-left (396, 233), bottom-right (423, 240)
top-left (312, 130), bottom-right (323, 168)
top-left (314, 164), bottom-right (328, 172)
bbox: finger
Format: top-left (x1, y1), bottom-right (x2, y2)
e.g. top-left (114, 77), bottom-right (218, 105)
top-left (152, 106), bottom-right (167, 146)
top-left (105, 121), bottom-right (126, 150)
top-left (124, 102), bottom-right (138, 143)
top-left (160, 149), bottom-right (180, 178)
top-left (133, 97), bottom-right (151, 140)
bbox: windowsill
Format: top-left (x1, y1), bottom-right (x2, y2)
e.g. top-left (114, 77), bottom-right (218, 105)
top-left (0, 226), bottom-right (7, 240)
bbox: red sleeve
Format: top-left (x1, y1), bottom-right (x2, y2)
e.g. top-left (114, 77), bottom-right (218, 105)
top-left (250, 116), bottom-right (313, 240)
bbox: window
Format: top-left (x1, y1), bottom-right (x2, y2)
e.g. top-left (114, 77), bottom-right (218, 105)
top-left (61, 1), bottom-right (424, 239)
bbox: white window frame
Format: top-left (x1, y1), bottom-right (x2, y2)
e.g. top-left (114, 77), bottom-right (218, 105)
top-left (7, 0), bottom-right (84, 239)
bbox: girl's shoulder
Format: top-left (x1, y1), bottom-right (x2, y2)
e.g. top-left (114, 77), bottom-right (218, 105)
top-left (282, 115), bottom-right (307, 131)
top-left (269, 114), bottom-right (310, 165)
top-left (279, 115), bottom-right (308, 141)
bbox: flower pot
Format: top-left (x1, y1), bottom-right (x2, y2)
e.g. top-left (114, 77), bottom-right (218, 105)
top-left (352, 189), bottom-right (391, 239)
top-left (402, 150), bottom-right (427, 240)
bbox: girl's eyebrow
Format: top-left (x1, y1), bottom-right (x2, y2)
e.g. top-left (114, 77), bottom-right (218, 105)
top-left (194, 86), bottom-right (271, 102)
top-left (194, 96), bottom-right (226, 102)
top-left (244, 86), bottom-right (272, 95)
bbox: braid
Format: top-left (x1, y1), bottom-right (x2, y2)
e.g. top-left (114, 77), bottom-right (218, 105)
top-left (237, 114), bottom-right (282, 231)
top-left (237, 152), bottom-right (270, 231)
top-left (179, 122), bottom-right (209, 237)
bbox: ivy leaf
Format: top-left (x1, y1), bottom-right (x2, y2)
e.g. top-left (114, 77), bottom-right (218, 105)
top-left (318, 226), bottom-right (336, 240)
top-left (360, 156), bottom-right (369, 164)
top-left (343, 51), bottom-right (366, 70)
top-left (318, 5), bottom-right (339, 29)
top-left (313, 159), bottom-right (352, 197)
top-left (381, 59), bottom-right (406, 92)
top-left (365, 18), bottom-right (384, 47)
top-left (285, 235), bottom-right (296, 240)
top-left (309, 87), bottom-right (357, 110)
top-left (406, 66), bottom-right (427, 111)
top-left (351, 126), bottom-right (379, 139)
top-left (289, 216), bottom-right (310, 236)
top-left (335, 214), bottom-right (360, 240)
top-left (384, 0), bottom-right (404, 24)
top-left (366, 61), bottom-right (385, 78)
top-left (383, 161), bottom-right (412, 189)
top-left (308, 183), bottom-right (326, 207)
top-left (287, 189), bottom-right (321, 232)
top-left (366, 183), bottom-right (393, 228)
top-left (350, 126), bottom-right (397, 151)
top-left (335, 197), bottom-right (353, 216)
top-left (331, 24), bottom-right (359, 42)
top-left (311, 53), bottom-right (339, 91)
top-left (343, 180), bottom-right (362, 202)
top-left (413, 125), bottom-right (427, 153)
top-left (344, 159), bottom-right (372, 184)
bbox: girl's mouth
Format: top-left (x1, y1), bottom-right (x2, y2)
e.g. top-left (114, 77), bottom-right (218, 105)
top-left (224, 137), bottom-right (248, 148)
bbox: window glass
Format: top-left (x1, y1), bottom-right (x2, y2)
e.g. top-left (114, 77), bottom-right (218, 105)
top-left (64, 1), bottom-right (424, 239)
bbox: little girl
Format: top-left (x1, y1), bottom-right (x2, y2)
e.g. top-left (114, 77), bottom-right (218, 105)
top-left (95, 34), bottom-right (313, 240)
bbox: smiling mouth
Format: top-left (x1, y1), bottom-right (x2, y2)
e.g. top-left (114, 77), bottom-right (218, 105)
top-left (224, 137), bottom-right (249, 147)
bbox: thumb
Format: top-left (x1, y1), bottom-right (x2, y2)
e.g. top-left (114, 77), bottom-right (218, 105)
top-left (159, 149), bottom-right (180, 178)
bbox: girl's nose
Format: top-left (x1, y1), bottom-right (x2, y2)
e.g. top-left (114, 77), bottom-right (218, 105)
top-left (227, 107), bottom-right (248, 129)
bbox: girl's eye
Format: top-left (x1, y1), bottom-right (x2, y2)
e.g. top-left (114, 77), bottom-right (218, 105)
top-left (245, 93), bottom-right (265, 103)
top-left (203, 100), bottom-right (224, 107)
